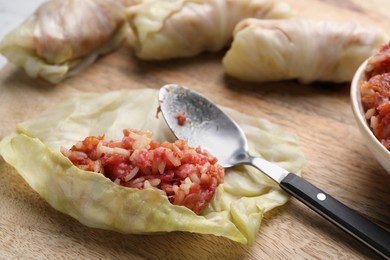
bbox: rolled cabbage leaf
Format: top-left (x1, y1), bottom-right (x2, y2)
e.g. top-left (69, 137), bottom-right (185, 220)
top-left (0, 89), bottom-right (304, 244)
top-left (0, 0), bottom-right (137, 84)
top-left (223, 18), bottom-right (389, 84)
top-left (126, 0), bottom-right (295, 60)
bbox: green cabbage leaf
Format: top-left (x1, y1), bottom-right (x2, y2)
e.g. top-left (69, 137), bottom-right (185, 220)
top-left (0, 88), bottom-right (304, 244)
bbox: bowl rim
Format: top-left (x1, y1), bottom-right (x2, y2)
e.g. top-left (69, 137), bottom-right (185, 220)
top-left (350, 60), bottom-right (390, 157)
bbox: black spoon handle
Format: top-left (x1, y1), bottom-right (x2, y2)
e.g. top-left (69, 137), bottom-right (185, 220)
top-left (280, 173), bottom-right (390, 259)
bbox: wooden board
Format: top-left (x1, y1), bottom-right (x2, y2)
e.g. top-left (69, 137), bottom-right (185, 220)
top-left (0, 0), bottom-right (389, 259)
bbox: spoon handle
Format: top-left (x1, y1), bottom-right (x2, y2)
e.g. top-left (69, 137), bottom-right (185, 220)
top-left (280, 173), bottom-right (390, 259)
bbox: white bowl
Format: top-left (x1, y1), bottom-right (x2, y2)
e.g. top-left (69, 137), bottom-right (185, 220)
top-left (351, 60), bottom-right (390, 173)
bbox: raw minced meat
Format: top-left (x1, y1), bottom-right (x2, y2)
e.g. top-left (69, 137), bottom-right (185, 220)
top-left (61, 128), bottom-right (224, 214)
top-left (361, 42), bottom-right (390, 149)
top-left (175, 111), bottom-right (187, 126)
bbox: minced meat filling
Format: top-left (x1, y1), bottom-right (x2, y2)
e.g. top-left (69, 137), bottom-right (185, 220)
top-left (361, 43), bottom-right (390, 150)
top-left (61, 128), bottom-right (224, 214)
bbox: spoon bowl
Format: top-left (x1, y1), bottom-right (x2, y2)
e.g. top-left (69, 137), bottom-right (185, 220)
top-left (158, 85), bottom-right (248, 168)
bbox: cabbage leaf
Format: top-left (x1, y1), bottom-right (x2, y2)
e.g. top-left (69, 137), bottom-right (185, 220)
top-left (0, 88), bottom-right (304, 244)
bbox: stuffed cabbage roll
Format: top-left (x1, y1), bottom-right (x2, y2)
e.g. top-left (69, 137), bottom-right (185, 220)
top-left (0, 0), bottom-right (137, 84)
top-left (0, 89), bottom-right (304, 245)
top-left (222, 18), bottom-right (389, 84)
top-left (126, 0), bottom-right (295, 60)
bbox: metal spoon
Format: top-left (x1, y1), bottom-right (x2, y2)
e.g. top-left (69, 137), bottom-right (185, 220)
top-left (158, 84), bottom-right (390, 259)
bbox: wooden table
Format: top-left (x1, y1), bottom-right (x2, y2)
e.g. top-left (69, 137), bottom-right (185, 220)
top-left (0, 0), bottom-right (389, 259)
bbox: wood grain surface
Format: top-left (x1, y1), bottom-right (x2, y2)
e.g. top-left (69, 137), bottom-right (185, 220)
top-left (0, 0), bottom-right (389, 259)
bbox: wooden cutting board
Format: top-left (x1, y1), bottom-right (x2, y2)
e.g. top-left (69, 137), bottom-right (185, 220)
top-left (0, 0), bottom-right (389, 259)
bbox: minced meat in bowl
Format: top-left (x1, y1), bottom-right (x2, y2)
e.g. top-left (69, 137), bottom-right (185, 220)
top-left (351, 43), bottom-right (390, 173)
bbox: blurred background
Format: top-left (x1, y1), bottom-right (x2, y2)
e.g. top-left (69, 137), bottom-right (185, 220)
top-left (0, 0), bottom-right (44, 68)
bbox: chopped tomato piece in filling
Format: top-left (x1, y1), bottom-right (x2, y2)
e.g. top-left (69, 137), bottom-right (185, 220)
top-left (61, 129), bottom-right (224, 214)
